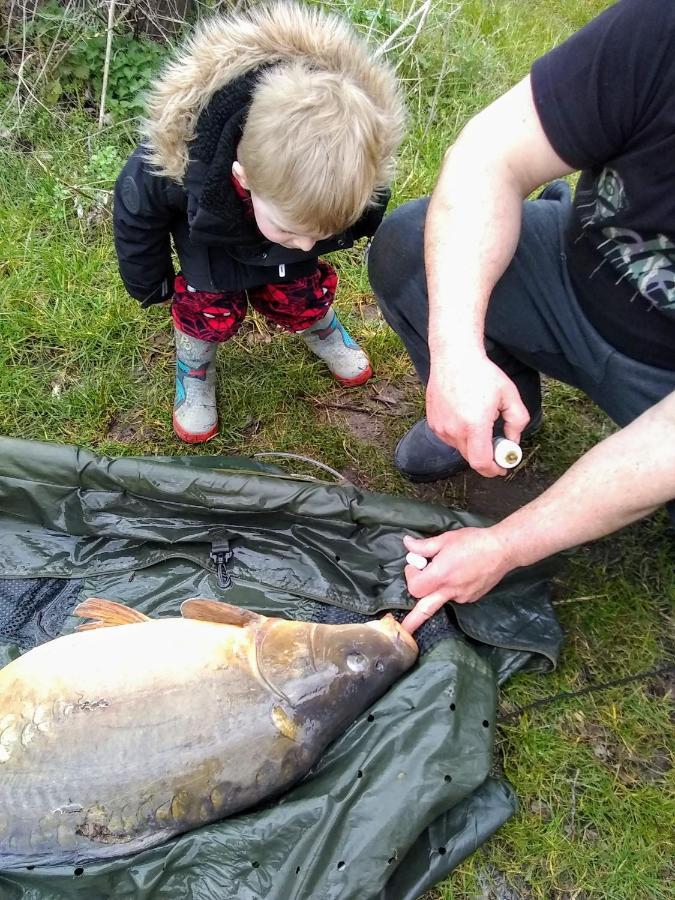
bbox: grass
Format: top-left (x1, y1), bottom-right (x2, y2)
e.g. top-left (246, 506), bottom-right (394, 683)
top-left (0, 1), bottom-right (673, 898)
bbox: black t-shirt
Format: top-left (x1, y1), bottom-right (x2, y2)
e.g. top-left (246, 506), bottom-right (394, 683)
top-left (531, 0), bottom-right (675, 370)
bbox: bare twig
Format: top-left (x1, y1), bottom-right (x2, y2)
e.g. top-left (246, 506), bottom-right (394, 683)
top-left (568, 768), bottom-right (579, 839)
top-left (99, 0), bottom-right (117, 131)
top-left (422, 51), bottom-right (451, 137)
top-left (313, 400), bottom-right (377, 416)
top-left (552, 594), bottom-right (609, 606)
top-left (30, 0), bottom-right (79, 101)
top-left (253, 452), bottom-right (346, 483)
top-left (375, 0), bottom-right (431, 59)
top-left (4, 0), bottom-right (18, 55)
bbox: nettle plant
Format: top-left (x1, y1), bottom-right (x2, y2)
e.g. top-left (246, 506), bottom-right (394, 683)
top-left (58, 30), bottom-right (165, 119)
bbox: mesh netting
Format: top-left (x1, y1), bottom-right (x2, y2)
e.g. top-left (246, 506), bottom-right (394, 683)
top-left (0, 578), bottom-right (83, 650)
top-left (313, 601), bottom-right (463, 655)
top-left (0, 578), bottom-right (458, 656)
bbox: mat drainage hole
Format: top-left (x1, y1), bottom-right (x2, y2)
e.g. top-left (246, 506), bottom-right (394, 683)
top-left (74, 867), bottom-right (84, 877)
top-left (366, 714), bottom-right (375, 723)
top-left (357, 769), bottom-right (363, 779)
top-left (482, 720), bottom-right (489, 728)
top-left (252, 861), bottom-right (260, 869)
top-left (337, 861), bottom-right (346, 871)
top-left (295, 866), bottom-right (301, 875)
top-left (438, 847), bottom-right (446, 856)
top-left (450, 702), bottom-right (456, 711)
top-left (444, 775), bottom-right (452, 783)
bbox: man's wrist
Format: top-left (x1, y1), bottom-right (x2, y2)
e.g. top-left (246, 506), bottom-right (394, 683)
top-left (489, 516), bottom-right (534, 574)
top-left (428, 345), bottom-right (487, 378)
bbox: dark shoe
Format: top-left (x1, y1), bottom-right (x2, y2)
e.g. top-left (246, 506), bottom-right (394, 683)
top-left (395, 412), bottom-right (543, 483)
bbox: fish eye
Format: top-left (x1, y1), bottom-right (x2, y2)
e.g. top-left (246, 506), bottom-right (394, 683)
top-left (375, 660), bottom-right (385, 672)
top-left (346, 652), bottom-right (368, 673)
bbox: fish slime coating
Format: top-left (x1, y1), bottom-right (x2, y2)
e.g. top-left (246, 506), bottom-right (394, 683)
top-left (0, 598), bottom-right (418, 868)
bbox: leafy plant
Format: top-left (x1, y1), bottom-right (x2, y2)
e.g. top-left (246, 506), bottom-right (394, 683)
top-left (86, 143), bottom-right (126, 186)
top-left (57, 30), bottom-right (165, 119)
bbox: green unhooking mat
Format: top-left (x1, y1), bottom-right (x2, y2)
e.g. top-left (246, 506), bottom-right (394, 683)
top-left (0, 437), bottom-right (563, 900)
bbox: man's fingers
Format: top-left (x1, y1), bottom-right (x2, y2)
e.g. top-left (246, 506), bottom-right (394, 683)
top-left (501, 393), bottom-right (530, 444)
top-left (405, 562), bottom-right (451, 598)
top-left (403, 533), bottom-right (445, 558)
top-left (465, 428), bottom-right (502, 477)
top-left (401, 590), bottom-right (449, 634)
top-left (427, 416), bottom-right (463, 454)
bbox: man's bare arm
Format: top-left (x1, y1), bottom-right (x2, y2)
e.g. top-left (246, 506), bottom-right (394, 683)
top-left (425, 75), bottom-right (573, 475)
top-left (402, 390), bottom-right (675, 632)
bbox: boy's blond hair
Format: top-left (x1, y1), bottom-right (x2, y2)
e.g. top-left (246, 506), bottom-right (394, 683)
top-left (143, 2), bottom-right (405, 234)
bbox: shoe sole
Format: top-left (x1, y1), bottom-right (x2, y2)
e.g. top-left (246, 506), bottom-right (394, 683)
top-left (333, 364), bottom-right (373, 388)
top-left (396, 463), bottom-right (469, 483)
top-left (173, 414), bottom-right (218, 444)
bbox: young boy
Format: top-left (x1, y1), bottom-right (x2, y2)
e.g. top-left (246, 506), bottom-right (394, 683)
top-left (113, 1), bottom-right (404, 443)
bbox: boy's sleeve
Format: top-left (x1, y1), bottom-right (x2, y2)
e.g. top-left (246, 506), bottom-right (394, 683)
top-left (530, 0), bottom-right (675, 170)
top-left (113, 147), bottom-right (175, 306)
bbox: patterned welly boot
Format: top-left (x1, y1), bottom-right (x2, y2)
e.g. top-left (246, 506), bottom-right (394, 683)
top-left (172, 327), bottom-right (218, 443)
top-left (299, 307), bottom-right (373, 386)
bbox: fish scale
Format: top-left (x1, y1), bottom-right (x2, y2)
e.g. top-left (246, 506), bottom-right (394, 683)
top-left (0, 598), bottom-right (417, 868)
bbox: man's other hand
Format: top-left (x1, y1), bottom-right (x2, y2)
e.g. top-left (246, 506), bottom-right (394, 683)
top-left (401, 529), bottom-right (511, 633)
top-left (425, 355), bottom-right (530, 477)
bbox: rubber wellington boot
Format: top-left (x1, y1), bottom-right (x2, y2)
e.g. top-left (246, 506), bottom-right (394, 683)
top-left (299, 307), bottom-right (372, 386)
top-left (172, 327), bottom-right (218, 443)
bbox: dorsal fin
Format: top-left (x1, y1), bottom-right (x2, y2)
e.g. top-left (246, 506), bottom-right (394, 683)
top-left (73, 598), bottom-right (151, 631)
top-left (180, 598), bottom-right (263, 627)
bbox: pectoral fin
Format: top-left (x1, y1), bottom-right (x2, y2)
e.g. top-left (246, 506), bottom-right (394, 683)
top-left (73, 598), bottom-right (151, 630)
top-left (271, 706), bottom-right (300, 742)
top-left (180, 599), bottom-right (264, 627)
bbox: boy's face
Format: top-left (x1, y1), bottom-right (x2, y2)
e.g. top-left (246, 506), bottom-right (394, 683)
top-left (249, 193), bottom-right (324, 252)
top-left (232, 161), bottom-right (326, 252)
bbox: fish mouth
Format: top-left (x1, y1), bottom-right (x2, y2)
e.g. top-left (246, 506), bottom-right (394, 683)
top-left (375, 614), bottom-right (419, 658)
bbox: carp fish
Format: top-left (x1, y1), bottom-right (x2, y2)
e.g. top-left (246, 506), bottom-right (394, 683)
top-left (0, 597), bottom-right (418, 868)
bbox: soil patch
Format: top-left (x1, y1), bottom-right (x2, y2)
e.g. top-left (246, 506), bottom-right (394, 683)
top-left (407, 462), bottom-right (556, 521)
top-left (313, 376), bottom-right (421, 448)
top-left (353, 293), bottom-right (383, 324)
top-left (644, 668), bottom-right (675, 705)
top-left (565, 715), bottom-right (673, 786)
top-left (105, 410), bottom-right (161, 445)
top-left (339, 464), bottom-right (378, 491)
top-left (476, 864), bottom-right (534, 899)
top-left (136, 329), bottom-right (172, 373)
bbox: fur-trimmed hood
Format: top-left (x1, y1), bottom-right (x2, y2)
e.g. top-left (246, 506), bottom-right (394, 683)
top-left (142, 1), bottom-right (404, 184)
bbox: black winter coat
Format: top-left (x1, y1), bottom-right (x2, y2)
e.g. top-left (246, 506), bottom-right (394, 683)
top-left (113, 71), bottom-right (389, 306)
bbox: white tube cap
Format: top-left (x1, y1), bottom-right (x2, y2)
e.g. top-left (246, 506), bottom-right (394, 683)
top-left (493, 437), bottom-right (522, 469)
top-left (405, 551), bottom-right (428, 570)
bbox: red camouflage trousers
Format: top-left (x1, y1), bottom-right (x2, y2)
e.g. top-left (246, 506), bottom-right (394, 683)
top-left (171, 261), bottom-right (337, 343)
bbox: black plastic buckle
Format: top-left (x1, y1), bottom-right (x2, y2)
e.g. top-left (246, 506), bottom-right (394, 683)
top-left (210, 539), bottom-right (234, 589)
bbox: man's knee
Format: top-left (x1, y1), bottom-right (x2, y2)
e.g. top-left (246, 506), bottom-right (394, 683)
top-left (368, 197), bottom-right (429, 313)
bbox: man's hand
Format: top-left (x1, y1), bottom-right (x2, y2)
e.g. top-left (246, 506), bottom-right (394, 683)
top-left (400, 389), bottom-right (675, 635)
top-left (401, 530), bottom-right (511, 633)
top-left (426, 355), bottom-right (530, 477)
